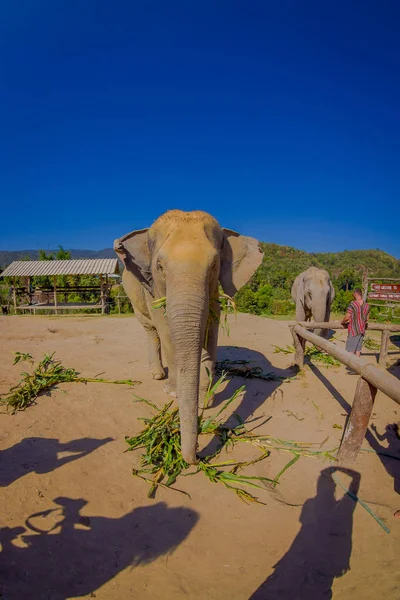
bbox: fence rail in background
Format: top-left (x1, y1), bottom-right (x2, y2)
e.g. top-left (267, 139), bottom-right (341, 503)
top-left (295, 320), bottom-right (400, 367)
top-left (289, 323), bottom-right (400, 465)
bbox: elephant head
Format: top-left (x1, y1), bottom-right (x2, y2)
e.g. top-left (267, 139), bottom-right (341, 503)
top-left (114, 210), bottom-right (263, 464)
top-left (291, 267), bottom-right (335, 337)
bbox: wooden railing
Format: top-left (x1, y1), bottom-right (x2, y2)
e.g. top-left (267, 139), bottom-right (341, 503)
top-left (295, 320), bottom-right (400, 367)
top-left (289, 322), bottom-right (400, 465)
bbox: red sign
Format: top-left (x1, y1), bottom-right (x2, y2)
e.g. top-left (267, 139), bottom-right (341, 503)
top-left (368, 292), bottom-right (400, 302)
top-left (371, 284), bottom-right (400, 292)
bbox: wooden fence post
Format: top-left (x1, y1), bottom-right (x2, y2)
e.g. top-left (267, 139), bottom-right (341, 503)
top-left (379, 329), bottom-right (390, 368)
top-left (338, 377), bottom-right (377, 465)
top-left (290, 326), bottom-right (305, 369)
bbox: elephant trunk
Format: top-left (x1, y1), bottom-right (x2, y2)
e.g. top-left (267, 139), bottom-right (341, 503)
top-left (167, 275), bottom-right (208, 465)
top-left (312, 292), bottom-right (330, 338)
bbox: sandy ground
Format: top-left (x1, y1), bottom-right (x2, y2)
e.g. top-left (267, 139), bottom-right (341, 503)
top-left (0, 313), bottom-right (399, 600)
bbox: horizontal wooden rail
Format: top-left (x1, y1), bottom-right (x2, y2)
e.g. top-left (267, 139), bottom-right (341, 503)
top-left (296, 320), bottom-right (400, 332)
top-left (290, 324), bottom-right (400, 464)
top-left (295, 320), bottom-right (400, 367)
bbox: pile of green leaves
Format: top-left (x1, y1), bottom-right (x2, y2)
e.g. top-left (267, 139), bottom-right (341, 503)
top-left (215, 358), bottom-right (295, 382)
top-left (1, 352), bottom-right (140, 412)
top-left (272, 344), bottom-right (340, 366)
top-left (363, 336), bottom-right (381, 351)
top-left (126, 374), bottom-right (336, 503)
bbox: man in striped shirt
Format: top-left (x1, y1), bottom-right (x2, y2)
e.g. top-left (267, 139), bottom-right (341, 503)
top-left (341, 288), bottom-right (370, 357)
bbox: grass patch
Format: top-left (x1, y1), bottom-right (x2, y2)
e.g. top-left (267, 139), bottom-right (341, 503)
top-left (1, 352), bottom-right (140, 413)
top-left (126, 374), bottom-right (336, 504)
top-left (363, 336), bottom-right (381, 351)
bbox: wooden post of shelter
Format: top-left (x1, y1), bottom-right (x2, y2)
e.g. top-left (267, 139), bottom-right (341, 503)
top-left (53, 277), bottom-right (58, 315)
top-left (379, 329), bottom-right (390, 368)
top-left (100, 274), bottom-right (105, 314)
top-left (105, 274), bottom-right (109, 314)
top-left (338, 378), bottom-right (377, 465)
top-left (13, 276), bottom-right (17, 313)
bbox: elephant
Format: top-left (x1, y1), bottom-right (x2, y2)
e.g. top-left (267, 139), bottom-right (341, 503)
top-left (114, 210), bottom-right (263, 464)
top-left (291, 267), bottom-right (335, 338)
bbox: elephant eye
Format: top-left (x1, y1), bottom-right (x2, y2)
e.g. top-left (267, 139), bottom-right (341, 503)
top-left (157, 261), bottom-right (163, 272)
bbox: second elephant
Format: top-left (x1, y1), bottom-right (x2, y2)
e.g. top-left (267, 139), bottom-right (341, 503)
top-left (291, 267), bottom-right (335, 337)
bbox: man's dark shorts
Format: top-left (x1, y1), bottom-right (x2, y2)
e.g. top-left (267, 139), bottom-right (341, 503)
top-left (346, 334), bottom-right (364, 353)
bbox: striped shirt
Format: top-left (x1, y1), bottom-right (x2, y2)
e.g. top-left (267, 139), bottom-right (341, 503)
top-left (346, 301), bottom-right (370, 336)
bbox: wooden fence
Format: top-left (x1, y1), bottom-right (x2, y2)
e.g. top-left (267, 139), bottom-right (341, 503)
top-left (295, 320), bottom-right (400, 367)
top-left (289, 322), bottom-right (400, 465)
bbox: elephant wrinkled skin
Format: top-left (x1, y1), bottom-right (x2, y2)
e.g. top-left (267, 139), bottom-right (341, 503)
top-left (291, 267), bottom-right (335, 337)
top-left (114, 210), bottom-right (263, 464)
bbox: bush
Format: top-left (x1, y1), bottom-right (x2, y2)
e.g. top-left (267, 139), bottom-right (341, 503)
top-left (269, 299), bottom-right (294, 315)
top-left (331, 290), bottom-right (353, 313)
top-left (235, 287), bottom-right (260, 314)
top-left (109, 285), bottom-right (134, 314)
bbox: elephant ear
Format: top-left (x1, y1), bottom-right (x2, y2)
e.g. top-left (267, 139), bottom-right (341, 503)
top-left (114, 228), bottom-right (153, 295)
top-left (329, 280), bottom-right (335, 303)
top-left (219, 229), bottom-right (263, 297)
top-left (291, 273), bottom-right (303, 303)
top-left (292, 273), bottom-right (306, 320)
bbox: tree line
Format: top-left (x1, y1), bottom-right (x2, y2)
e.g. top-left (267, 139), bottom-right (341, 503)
top-left (1, 243), bottom-right (399, 320)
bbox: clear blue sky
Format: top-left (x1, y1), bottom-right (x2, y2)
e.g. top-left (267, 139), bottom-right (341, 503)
top-left (1, 1), bottom-right (399, 256)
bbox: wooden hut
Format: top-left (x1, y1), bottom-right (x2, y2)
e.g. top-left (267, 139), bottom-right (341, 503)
top-left (0, 258), bottom-right (120, 314)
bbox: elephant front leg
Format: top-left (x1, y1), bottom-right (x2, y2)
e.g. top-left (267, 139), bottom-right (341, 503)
top-left (199, 308), bottom-right (219, 408)
top-left (152, 314), bottom-right (177, 397)
top-left (146, 327), bottom-right (166, 380)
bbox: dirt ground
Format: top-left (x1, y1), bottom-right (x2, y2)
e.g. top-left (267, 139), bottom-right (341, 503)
top-left (0, 313), bottom-right (399, 600)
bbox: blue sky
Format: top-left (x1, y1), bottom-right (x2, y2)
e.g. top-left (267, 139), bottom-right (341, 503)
top-left (1, 1), bottom-right (399, 256)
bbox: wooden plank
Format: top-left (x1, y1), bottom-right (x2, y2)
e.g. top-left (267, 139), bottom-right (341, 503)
top-left (379, 329), bottom-right (390, 367)
top-left (293, 325), bottom-right (400, 404)
top-left (371, 284), bottom-right (400, 292)
top-left (368, 292), bottom-right (400, 302)
top-left (338, 377), bottom-right (377, 464)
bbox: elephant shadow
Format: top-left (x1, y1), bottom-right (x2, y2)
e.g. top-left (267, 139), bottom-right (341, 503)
top-left (249, 467), bottom-right (360, 600)
top-left (0, 436), bottom-right (113, 488)
top-left (199, 345), bottom-right (295, 457)
top-left (0, 498), bottom-right (199, 600)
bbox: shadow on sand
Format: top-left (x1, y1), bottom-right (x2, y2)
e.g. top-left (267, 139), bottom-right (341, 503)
top-left (199, 345), bottom-right (295, 457)
top-left (0, 437), bottom-right (113, 487)
top-left (250, 467), bottom-right (360, 600)
top-left (0, 498), bottom-right (198, 600)
top-left (310, 364), bottom-right (400, 500)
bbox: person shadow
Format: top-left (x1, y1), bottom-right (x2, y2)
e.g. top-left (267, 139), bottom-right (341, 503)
top-left (0, 497), bottom-right (199, 600)
top-left (250, 467), bottom-right (360, 600)
top-left (309, 364), bottom-right (400, 500)
top-left (369, 423), bottom-right (400, 495)
top-left (199, 346), bottom-right (295, 457)
top-left (0, 436), bottom-right (113, 487)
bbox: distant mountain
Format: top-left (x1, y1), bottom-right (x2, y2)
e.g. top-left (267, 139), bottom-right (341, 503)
top-left (1, 246), bottom-right (399, 282)
top-left (0, 248), bottom-right (115, 268)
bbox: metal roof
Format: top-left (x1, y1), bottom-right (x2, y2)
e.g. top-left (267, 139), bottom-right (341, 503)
top-left (0, 258), bottom-right (120, 278)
